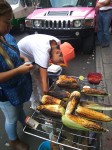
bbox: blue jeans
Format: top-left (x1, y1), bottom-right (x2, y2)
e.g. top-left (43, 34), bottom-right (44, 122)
top-left (97, 10), bottom-right (112, 45)
top-left (0, 101), bottom-right (26, 140)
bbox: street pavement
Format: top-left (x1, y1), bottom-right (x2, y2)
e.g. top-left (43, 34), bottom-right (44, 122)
top-left (96, 35), bottom-right (112, 150)
top-left (0, 33), bottom-right (112, 150)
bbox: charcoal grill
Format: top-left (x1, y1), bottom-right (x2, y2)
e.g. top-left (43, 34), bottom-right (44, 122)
top-left (23, 76), bottom-right (107, 150)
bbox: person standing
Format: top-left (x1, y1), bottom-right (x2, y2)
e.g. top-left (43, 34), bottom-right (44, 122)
top-left (110, 0), bottom-right (112, 33)
top-left (0, 1), bottom-right (33, 150)
top-left (110, 20), bottom-right (112, 33)
top-left (96, 0), bottom-right (112, 47)
top-left (18, 34), bottom-right (75, 109)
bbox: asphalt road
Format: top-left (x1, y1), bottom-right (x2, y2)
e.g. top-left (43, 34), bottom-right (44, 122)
top-left (0, 32), bottom-right (96, 150)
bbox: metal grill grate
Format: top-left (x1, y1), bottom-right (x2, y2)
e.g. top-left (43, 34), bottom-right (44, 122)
top-left (23, 76), bottom-right (106, 150)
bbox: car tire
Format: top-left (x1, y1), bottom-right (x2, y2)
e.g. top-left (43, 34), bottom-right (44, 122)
top-left (82, 32), bottom-right (95, 54)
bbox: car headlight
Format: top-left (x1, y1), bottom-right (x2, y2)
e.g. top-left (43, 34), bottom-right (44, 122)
top-left (25, 19), bottom-right (33, 27)
top-left (73, 20), bottom-right (82, 28)
top-left (83, 19), bottom-right (94, 27)
top-left (33, 20), bottom-right (42, 27)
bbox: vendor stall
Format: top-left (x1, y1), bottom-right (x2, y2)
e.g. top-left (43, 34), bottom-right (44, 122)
top-left (23, 73), bottom-right (111, 150)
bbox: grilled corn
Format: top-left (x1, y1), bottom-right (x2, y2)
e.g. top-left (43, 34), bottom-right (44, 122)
top-left (36, 104), bottom-right (65, 117)
top-left (41, 95), bottom-right (61, 105)
top-left (80, 100), bottom-right (112, 111)
top-left (41, 95), bottom-right (66, 107)
top-left (56, 75), bottom-right (78, 89)
top-left (65, 91), bottom-right (80, 114)
top-left (81, 88), bottom-right (108, 96)
top-left (48, 90), bottom-right (70, 99)
top-left (56, 80), bottom-right (79, 89)
top-left (58, 75), bottom-right (77, 83)
top-left (62, 114), bottom-right (108, 132)
top-left (76, 106), bottom-right (112, 122)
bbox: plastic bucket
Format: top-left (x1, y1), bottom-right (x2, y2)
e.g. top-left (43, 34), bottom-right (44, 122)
top-left (38, 141), bottom-right (51, 150)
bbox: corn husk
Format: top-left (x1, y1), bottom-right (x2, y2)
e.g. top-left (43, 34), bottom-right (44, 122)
top-left (80, 101), bottom-right (112, 111)
top-left (62, 114), bottom-right (108, 133)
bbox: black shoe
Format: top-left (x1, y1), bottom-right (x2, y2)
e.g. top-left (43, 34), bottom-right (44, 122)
top-left (9, 138), bottom-right (29, 150)
top-left (102, 44), bottom-right (109, 48)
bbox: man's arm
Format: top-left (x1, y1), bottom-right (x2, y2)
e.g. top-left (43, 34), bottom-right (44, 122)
top-left (39, 67), bottom-right (49, 94)
top-left (96, 0), bottom-right (110, 8)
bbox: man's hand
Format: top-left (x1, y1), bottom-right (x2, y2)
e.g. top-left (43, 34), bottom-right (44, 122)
top-left (96, 2), bottom-right (103, 8)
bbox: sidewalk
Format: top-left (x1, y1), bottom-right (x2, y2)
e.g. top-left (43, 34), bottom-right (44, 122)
top-left (96, 35), bottom-right (112, 150)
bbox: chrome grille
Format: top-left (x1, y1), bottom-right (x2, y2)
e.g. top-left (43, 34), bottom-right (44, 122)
top-left (35, 20), bottom-right (73, 29)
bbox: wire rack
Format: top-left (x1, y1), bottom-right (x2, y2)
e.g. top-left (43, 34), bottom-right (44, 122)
top-left (23, 76), bottom-right (107, 150)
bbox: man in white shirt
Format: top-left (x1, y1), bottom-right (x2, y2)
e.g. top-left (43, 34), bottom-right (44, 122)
top-left (18, 34), bottom-right (75, 109)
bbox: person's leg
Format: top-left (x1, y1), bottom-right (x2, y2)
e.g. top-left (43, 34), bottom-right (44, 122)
top-left (17, 104), bottom-right (26, 127)
top-left (102, 11), bottom-right (112, 47)
top-left (0, 101), bottom-right (18, 140)
top-left (0, 101), bottom-right (28, 150)
top-left (97, 12), bottom-right (103, 45)
top-left (111, 11), bottom-right (112, 33)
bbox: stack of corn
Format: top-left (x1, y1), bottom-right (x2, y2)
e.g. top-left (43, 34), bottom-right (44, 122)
top-left (37, 91), bottom-right (112, 133)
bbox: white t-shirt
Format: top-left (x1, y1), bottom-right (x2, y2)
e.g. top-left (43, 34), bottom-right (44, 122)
top-left (18, 34), bottom-right (60, 68)
top-left (98, 0), bottom-right (112, 10)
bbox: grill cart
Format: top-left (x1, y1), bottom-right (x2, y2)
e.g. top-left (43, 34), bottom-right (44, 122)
top-left (23, 75), bottom-right (108, 150)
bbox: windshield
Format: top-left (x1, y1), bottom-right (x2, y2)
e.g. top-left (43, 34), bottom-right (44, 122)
top-left (6, 0), bottom-right (18, 5)
top-left (38, 0), bottom-right (96, 8)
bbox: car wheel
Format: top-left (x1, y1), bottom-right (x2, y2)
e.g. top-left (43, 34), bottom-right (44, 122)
top-left (82, 32), bottom-right (95, 54)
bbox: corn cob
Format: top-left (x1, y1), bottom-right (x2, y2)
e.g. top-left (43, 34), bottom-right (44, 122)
top-left (41, 95), bottom-right (66, 107)
top-left (56, 80), bottom-right (79, 89)
top-left (76, 106), bottom-right (112, 122)
top-left (62, 114), bottom-right (108, 133)
top-left (36, 104), bottom-right (65, 117)
top-left (81, 88), bottom-right (108, 96)
top-left (41, 95), bottom-right (61, 105)
top-left (80, 100), bottom-right (112, 111)
top-left (58, 75), bottom-right (77, 83)
top-left (69, 91), bottom-right (81, 100)
top-left (48, 90), bottom-right (70, 99)
top-left (65, 91), bottom-right (80, 114)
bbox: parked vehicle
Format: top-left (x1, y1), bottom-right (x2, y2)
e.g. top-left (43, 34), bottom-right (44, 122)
top-left (25, 0), bottom-right (97, 54)
top-left (6, 0), bottom-right (37, 33)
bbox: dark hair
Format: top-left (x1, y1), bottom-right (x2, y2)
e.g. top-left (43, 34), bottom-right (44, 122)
top-left (0, 0), bottom-right (12, 16)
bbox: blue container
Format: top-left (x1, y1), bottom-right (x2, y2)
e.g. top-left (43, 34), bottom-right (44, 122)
top-left (38, 141), bottom-right (51, 150)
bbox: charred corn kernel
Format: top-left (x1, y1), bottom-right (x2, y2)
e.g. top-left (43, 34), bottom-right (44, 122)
top-left (70, 91), bottom-right (81, 100)
top-left (76, 106), bottom-right (112, 122)
top-left (62, 114), bottom-right (108, 133)
top-left (56, 80), bottom-right (79, 89)
top-left (37, 104), bottom-right (65, 117)
top-left (58, 75), bottom-right (77, 83)
top-left (81, 88), bottom-right (108, 96)
top-left (65, 99), bottom-right (77, 115)
top-left (65, 91), bottom-right (80, 115)
top-left (48, 90), bottom-right (70, 99)
top-left (41, 95), bottom-right (61, 105)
